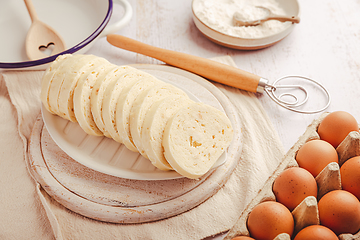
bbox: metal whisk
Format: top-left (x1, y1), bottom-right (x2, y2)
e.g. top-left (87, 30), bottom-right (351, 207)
top-left (106, 34), bottom-right (331, 114)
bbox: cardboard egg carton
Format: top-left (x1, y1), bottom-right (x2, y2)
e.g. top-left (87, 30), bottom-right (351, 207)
top-left (224, 112), bottom-right (360, 240)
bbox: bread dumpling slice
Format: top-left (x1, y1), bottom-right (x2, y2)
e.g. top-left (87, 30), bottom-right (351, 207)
top-left (40, 54), bottom-right (71, 114)
top-left (73, 63), bottom-right (117, 136)
top-left (47, 54), bottom-right (87, 117)
top-left (130, 83), bottom-right (189, 158)
top-left (141, 96), bottom-right (194, 170)
top-left (115, 76), bottom-right (161, 152)
top-left (57, 55), bottom-right (109, 122)
top-left (90, 65), bottom-right (136, 137)
top-left (102, 69), bottom-right (148, 143)
top-left (162, 102), bottom-right (233, 179)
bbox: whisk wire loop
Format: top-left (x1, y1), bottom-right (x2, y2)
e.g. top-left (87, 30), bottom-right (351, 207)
top-left (264, 76), bottom-right (331, 114)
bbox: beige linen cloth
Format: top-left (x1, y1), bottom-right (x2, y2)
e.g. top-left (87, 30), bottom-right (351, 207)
top-left (0, 56), bottom-right (284, 240)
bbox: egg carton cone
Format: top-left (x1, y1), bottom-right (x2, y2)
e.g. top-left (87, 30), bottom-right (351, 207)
top-left (224, 112), bottom-right (360, 240)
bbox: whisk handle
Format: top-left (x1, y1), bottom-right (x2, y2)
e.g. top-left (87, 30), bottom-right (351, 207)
top-left (107, 34), bottom-right (265, 93)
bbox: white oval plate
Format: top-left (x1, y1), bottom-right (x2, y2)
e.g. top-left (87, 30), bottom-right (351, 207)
top-left (42, 64), bottom-right (229, 180)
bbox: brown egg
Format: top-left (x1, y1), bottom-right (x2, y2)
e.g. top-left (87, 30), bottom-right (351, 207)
top-left (318, 190), bottom-right (360, 235)
top-left (317, 111), bottom-right (359, 148)
top-left (247, 201), bottom-right (294, 240)
top-left (340, 156), bottom-right (360, 200)
top-left (295, 139), bottom-right (338, 177)
top-left (273, 167), bottom-right (317, 211)
top-left (231, 237), bottom-right (255, 240)
top-left (294, 225), bottom-right (338, 240)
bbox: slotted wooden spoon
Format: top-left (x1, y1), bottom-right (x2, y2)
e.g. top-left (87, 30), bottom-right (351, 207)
top-left (24, 0), bottom-right (66, 60)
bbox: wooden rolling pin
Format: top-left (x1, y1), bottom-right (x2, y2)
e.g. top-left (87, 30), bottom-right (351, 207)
top-left (106, 34), bottom-right (268, 93)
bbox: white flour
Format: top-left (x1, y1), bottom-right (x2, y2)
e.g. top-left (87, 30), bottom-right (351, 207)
top-left (193, 0), bottom-right (291, 38)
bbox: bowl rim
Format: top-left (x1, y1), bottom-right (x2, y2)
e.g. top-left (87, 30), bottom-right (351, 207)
top-left (0, 0), bottom-right (113, 69)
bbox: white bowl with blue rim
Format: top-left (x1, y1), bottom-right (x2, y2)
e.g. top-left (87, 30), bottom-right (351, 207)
top-left (0, 0), bottom-right (132, 70)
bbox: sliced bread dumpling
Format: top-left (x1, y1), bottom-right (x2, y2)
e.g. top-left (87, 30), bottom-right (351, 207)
top-left (57, 55), bottom-right (110, 122)
top-left (141, 96), bottom-right (194, 170)
top-left (130, 83), bottom-right (189, 158)
top-left (162, 102), bottom-right (234, 179)
top-left (102, 69), bottom-right (148, 143)
top-left (40, 54), bottom-right (71, 114)
top-left (115, 75), bottom-right (161, 152)
top-left (47, 54), bottom-right (87, 117)
top-left (73, 63), bottom-right (117, 136)
top-left (90, 65), bottom-right (136, 137)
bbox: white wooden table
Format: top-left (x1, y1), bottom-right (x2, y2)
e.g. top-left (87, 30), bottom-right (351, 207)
top-left (0, 0), bottom-right (353, 239)
top-left (89, 0), bottom-right (360, 155)
top-left (85, 1), bottom-right (360, 238)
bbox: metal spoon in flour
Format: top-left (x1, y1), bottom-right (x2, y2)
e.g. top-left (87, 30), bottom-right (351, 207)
top-left (233, 6), bottom-right (300, 27)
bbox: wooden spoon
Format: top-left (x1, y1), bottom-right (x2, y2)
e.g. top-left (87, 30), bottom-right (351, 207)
top-left (233, 6), bottom-right (300, 27)
top-left (24, 0), bottom-right (66, 60)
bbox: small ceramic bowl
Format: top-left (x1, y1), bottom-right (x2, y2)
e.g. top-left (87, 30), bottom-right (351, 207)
top-left (192, 0), bottom-right (300, 50)
top-left (0, 0), bottom-right (132, 70)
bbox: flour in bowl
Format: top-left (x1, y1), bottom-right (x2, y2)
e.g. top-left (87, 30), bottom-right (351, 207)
top-left (193, 0), bottom-right (292, 38)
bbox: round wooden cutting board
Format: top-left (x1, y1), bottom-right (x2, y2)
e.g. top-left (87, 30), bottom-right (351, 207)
top-left (28, 64), bottom-right (242, 223)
